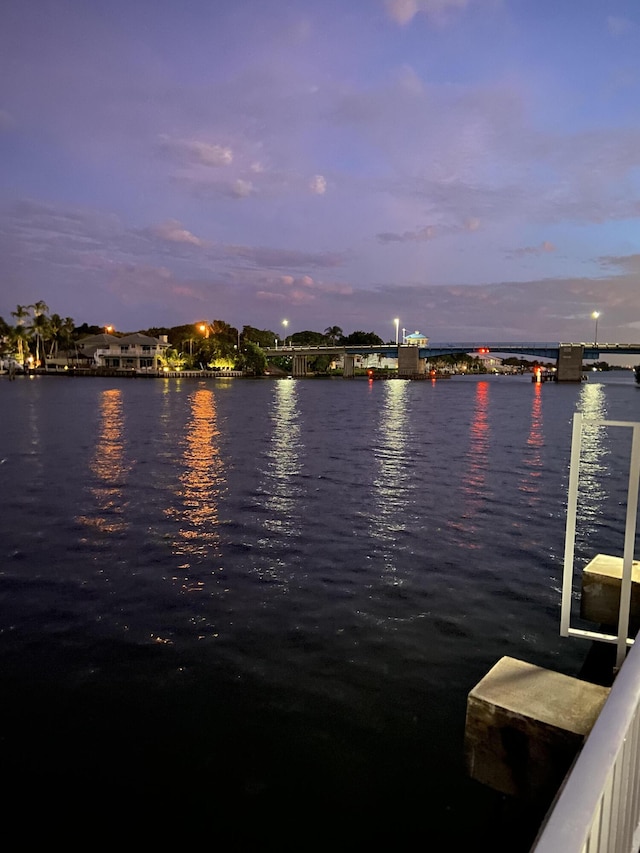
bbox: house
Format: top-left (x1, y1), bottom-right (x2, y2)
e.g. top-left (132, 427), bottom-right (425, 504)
top-left (76, 332), bottom-right (171, 372)
top-left (404, 331), bottom-right (429, 346)
top-left (44, 348), bottom-right (95, 372)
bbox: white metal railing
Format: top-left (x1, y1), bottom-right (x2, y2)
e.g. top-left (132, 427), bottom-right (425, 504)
top-left (531, 629), bottom-right (640, 852)
top-left (532, 414), bottom-right (640, 852)
top-left (560, 414), bottom-right (640, 669)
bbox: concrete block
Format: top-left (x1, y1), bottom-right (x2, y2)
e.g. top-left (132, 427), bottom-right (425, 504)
top-left (465, 656), bottom-right (609, 802)
top-left (580, 553), bottom-right (640, 631)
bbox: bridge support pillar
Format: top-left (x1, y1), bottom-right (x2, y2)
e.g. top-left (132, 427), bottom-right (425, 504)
top-left (556, 344), bottom-right (584, 382)
top-left (343, 355), bottom-right (355, 378)
top-left (398, 345), bottom-right (426, 378)
top-left (292, 355), bottom-right (308, 377)
top-left (465, 655), bottom-right (609, 803)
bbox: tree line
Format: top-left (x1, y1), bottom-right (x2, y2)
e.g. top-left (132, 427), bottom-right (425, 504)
top-left (0, 304), bottom-right (386, 373)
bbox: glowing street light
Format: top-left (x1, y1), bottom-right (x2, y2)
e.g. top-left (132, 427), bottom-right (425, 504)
top-left (592, 311), bottom-right (600, 346)
top-left (199, 322), bottom-right (209, 339)
top-left (394, 318), bottom-right (399, 345)
top-left (105, 325), bottom-right (113, 334)
top-left (282, 319), bottom-right (289, 347)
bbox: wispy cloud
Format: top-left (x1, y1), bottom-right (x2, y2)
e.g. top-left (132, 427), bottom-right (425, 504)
top-left (509, 241), bottom-right (556, 258)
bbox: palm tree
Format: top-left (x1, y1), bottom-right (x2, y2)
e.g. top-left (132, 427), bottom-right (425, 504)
top-left (28, 301), bottom-right (50, 367)
top-left (47, 313), bottom-right (63, 357)
top-left (11, 304), bottom-right (31, 366)
top-left (324, 326), bottom-right (343, 344)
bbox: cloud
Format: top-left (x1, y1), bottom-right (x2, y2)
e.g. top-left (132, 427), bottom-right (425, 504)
top-left (377, 225), bottom-right (435, 243)
top-left (598, 253), bottom-right (640, 274)
top-left (224, 244), bottom-right (346, 269)
top-left (157, 135), bottom-right (233, 167)
top-left (232, 179), bottom-right (253, 198)
top-left (377, 219), bottom-right (480, 243)
top-left (147, 220), bottom-right (205, 247)
top-left (607, 16), bottom-right (633, 37)
top-left (510, 241), bottom-right (557, 258)
top-left (386, 0), bottom-right (476, 27)
top-left (309, 174), bottom-right (327, 194)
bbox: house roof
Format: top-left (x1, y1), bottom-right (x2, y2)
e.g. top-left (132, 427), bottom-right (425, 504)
top-left (77, 333), bottom-right (120, 347)
top-left (117, 333), bottom-right (165, 345)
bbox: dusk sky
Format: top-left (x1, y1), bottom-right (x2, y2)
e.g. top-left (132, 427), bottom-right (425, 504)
top-left (1, 0), bottom-right (639, 348)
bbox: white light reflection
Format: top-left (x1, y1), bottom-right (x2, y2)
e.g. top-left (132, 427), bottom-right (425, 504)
top-left (370, 380), bottom-right (410, 583)
top-left (77, 388), bottom-right (130, 535)
top-left (168, 388), bottom-right (225, 591)
top-left (249, 379), bottom-right (304, 587)
top-left (575, 381), bottom-right (609, 538)
top-left (262, 379), bottom-right (302, 535)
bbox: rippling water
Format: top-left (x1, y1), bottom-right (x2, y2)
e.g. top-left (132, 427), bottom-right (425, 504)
top-left (1, 371), bottom-right (638, 847)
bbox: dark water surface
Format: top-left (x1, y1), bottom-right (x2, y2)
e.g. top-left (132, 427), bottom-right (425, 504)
top-left (1, 372), bottom-right (639, 847)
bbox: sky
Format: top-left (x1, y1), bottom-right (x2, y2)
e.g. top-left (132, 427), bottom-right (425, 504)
top-left (1, 0), bottom-right (639, 351)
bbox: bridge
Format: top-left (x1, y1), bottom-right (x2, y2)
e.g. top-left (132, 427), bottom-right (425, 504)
top-left (262, 341), bottom-right (640, 381)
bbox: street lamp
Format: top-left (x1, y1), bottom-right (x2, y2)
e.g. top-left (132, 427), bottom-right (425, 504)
top-left (394, 318), bottom-right (399, 345)
top-left (592, 311), bottom-right (600, 346)
top-left (282, 319), bottom-right (288, 347)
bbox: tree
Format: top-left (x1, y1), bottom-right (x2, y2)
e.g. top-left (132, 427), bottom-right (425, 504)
top-left (73, 322), bottom-right (104, 338)
top-left (11, 304), bottom-right (32, 366)
top-left (324, 326), bottom-right (343, 344)
top-left (342, 331), bottom-right (385, 346)
top-left (242, 341), bottom-right (268, 375)
top-left (28, 301), bottom-right (50, 367)
top-left (243, 325), bottom-right (278, 348)
top-left (0, 316), bottom-right (12, 357)
top-left (291, 330), bottom-right (328, 345)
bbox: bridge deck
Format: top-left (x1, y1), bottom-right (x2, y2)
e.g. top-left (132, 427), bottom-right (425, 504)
top-left (263, 342), bottom-right (640, 359)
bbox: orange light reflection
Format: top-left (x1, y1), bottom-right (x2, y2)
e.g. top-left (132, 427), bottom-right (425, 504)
top-left (77, 388), bottom-right (129, 535)
top-left (167, 388), bottom-right (225, 573)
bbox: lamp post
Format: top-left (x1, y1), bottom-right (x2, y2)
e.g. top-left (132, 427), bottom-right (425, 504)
top-left (592, 311), bottom-right (600, 346)
top-left (282, 319), bottom-right (288, 347)
top-left (394, 318), bottom-right (399, 346)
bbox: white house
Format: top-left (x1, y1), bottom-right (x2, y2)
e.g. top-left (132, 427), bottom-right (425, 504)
top-left (404, 331), bottom-right (429, 346)
top-left (77, 333), bottom-right (171, 372)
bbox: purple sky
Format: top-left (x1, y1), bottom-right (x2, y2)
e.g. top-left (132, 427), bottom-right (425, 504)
top-left (1, 0), bottom-right (639, 350)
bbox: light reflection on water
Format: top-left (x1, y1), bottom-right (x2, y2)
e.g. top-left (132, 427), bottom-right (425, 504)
top-left (167, 388), bottom-right (225, 582)
top-left (77, 388), bottom-right (130, 536)
top-left (519, 380), bottom-right (543, 505)
top-left (371, 380), bottom-right (409, 583)
top-left (575, 381), bottom-right (609, 536)
top-left (2, 373), bottom-right (638, 851)
top-left (262, 379), bottom-right (302, 532)
top-left (454, 380), bottom-right (491, 547)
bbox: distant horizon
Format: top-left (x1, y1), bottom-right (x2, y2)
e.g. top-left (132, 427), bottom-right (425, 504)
top-left (2, 1), bottom-right (639, 361)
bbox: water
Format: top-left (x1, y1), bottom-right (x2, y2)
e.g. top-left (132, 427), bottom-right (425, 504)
top-left (1, 371), bottom-right (638, 847)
